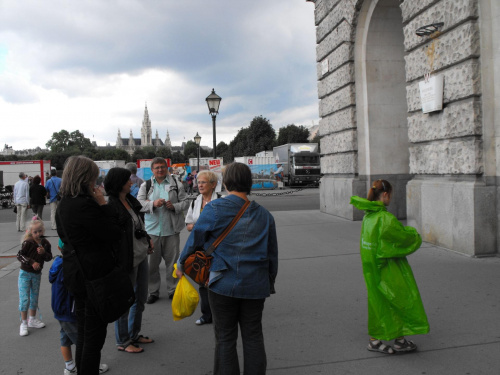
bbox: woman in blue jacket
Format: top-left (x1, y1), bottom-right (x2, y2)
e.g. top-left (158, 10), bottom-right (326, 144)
top-left (177, 162), bottom-right (278, 375)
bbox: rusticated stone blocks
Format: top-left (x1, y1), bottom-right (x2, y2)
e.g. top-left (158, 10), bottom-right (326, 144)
top-left (319, 84), bottom-right (356, 117)
top-left (317, 62), bottom-right (354, 98)
top-left (409, 138), bottom-right (483, 174)
top-left (316, 43), bottom-right (353, 80)
top-left (319, 107), bottom-right (356, 136)
top-left (316, 21), bottom-right (353, 62)
top-left (408, 98), bottom-right (482, 142)
top-left (406, 59), bottom-right (481, 112)
top-left (402, 0), bottom-right (478, 51)
top-left (321, 152), bottom-right (357, 174)
top-left (404, 22), bottom-right (480, 81)
top-left (321, 130), bottom-right (357, 154)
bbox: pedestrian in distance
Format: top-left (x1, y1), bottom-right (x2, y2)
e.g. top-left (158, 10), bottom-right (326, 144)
top-left (29, 175), bottom-right (47, 219)
top-left (177, 162), bottom-right (278, 375)
top-left (125, 162), bottom-right (144, 198)
top-left (45, 169), bottom-right (62, 230)
top-left (104, 167), bottom-right (155, 354)
top-left (17, 216), bottom-right (53, 336)
top-left (137, 157), bottom-right (189, 304)
top-left (49, 240), bottom-right (109, 374)
top-left (350, 179), bottom-right (430, 354)
top-left (56, 155), bottom-right (121, 375)
top-left (183, 170), bottom-right (221, 326)
top-left (14, 172), bottom-right (30, 232)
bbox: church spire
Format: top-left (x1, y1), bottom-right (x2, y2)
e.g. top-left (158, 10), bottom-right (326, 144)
top-left (141, 104), bottom-right (152, 146)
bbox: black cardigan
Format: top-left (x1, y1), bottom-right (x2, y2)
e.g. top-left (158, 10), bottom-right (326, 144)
top-left (56, 194), bottom-right (121, 281)
top-left (107, 194), bottom-right (149, 273)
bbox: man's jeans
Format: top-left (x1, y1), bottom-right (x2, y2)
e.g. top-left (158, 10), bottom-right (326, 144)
top-left (208, 291), bottom-right (267, 375)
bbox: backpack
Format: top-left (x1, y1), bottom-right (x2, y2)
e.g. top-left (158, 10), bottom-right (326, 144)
top-left (49, 256), bottom-right (76, 322)
top-left (145, 176), bottom-right (180, 197)
top-left (130, 183), bottom-right (139, 198)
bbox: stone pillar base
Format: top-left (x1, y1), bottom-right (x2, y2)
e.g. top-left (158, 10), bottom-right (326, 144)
top-left (407, 177), bottom-right (497, 256)
top-left (320, 174), bottom-right (413, 220)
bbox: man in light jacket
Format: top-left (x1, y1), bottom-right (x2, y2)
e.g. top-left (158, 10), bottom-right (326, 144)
top-left (137, 157), bottom-right (189, 304)
top-left (14, 172), bottom-right (30, 232)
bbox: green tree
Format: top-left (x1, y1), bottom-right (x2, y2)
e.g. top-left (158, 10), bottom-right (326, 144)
top-left (228, 116), bottom-right (276, 159)
top-left (182, 141), bottom-right (199, 159)
top-left (46, 130), bottom-right (95, 153)
top-left (276, 124), bottom-right (310, 146)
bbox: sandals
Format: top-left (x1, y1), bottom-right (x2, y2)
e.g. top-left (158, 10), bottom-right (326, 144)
top-left (367, 340), bottom-right (394, 354)
top-left (133, 335), bottom-right (154, 344)
top-left (117, 343), bottom-right (144, 353)
top-left (393, 338), bottom-right (417, 352)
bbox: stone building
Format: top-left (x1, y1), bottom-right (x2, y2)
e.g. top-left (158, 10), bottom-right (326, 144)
top-left (309, 0), bottom-right (499, 256)
top-left (116, 105), bottom-right (172, 155)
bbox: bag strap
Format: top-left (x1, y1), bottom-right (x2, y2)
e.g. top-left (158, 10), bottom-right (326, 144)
top-left (205, 200), bottom-right (250, 255)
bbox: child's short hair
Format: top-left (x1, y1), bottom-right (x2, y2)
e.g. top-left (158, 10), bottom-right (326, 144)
top-left (22, 216), bottom-right (45, 243)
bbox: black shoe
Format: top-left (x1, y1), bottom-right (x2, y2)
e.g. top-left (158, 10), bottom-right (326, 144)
top-left (146, 295), bottom-right (159, 304)
top-left (168, 294), bottom-right (174, 300)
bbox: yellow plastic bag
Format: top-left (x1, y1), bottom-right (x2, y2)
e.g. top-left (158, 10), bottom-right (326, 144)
top-left (172, 264), bottom-right (199, 321)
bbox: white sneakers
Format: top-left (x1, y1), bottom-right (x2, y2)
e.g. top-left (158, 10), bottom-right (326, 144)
top-left (63, 364), bottom-right (108, 374)
top-left (19, 318), bottom-right (45, 336)
top-left (19, 323), bottom-right (28, 336)
top-left (28, 317), bottom-right (46, 328)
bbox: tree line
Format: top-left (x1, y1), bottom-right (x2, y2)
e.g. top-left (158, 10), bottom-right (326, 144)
top-left (1, 117), bottom-right (318, 169)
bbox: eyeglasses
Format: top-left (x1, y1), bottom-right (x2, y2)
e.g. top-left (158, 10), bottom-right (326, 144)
top-left (153, 166), bottom-right (167, 171)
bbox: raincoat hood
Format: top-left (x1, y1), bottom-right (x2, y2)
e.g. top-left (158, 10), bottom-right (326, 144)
top-left (350, 196), bottom-right (386, 213)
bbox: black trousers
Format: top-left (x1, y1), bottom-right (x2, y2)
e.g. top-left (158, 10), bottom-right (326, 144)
top-left (75, 297), bottom-right (108, 375)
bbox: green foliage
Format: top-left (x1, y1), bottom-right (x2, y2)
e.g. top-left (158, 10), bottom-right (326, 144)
top-left (171, 151), bottom-right (185, 164)
top-left (228, 116), bottom-right (276, 160)
top-left (182, 141), bottom-right (199, 159)
top-left (276, 124), bottom-right (310, 146)
top-left (46, 130), bottom-right (95, 153)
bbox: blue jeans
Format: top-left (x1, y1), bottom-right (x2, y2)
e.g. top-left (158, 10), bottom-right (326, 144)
top-left (115, 257), bottom-right (149, 346)
top-left (208, 291), bottom-right (266, 375)
top-left (18, 269), bottom-right (41, 312)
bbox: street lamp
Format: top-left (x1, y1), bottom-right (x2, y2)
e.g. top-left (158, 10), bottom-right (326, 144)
top-left (205, 88), bottom-right (221, 159)
top-left (194, 132), bottom-right (201, 173)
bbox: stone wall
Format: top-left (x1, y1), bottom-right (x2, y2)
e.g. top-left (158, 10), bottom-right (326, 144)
top-left (312, 0), bottom-right (498, 255)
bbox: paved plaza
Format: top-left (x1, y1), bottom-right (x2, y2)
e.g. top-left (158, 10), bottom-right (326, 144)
top-left (1, 209), bottom-right (500, 374)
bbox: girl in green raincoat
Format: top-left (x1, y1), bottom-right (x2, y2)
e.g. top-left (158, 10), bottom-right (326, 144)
top-left (350, 179), bottom-right (429, 354)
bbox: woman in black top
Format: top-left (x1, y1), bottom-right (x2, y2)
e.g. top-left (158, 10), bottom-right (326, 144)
top-left (56, 156), bottom-right (121, 375)
top-left (29, 175), bottom-right (46, 219)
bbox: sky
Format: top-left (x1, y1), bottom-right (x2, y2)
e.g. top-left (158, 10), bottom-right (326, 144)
top-left (0, 0), bottom-right (319, 151)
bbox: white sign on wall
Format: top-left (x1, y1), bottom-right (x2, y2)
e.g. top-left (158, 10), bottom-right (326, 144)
top-left (419, 74), bottom-right (444, 113)
top-left (321, 59), bottom-right (329, 76)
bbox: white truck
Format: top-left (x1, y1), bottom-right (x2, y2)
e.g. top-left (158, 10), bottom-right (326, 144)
top-left (273, 143), bottom-right (321, 187)
top-left (0, 160), bottom-right (52, 187)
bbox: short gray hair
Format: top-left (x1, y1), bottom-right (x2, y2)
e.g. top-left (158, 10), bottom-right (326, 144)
top-left (125, 162), bottom-right (138, 174)
top-left (197, 170), bottom-right (218, 184)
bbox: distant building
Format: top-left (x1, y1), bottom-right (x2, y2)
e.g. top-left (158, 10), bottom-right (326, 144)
top-left (1, 144), bottom-right (47, 156)
top-left (116, 105), bottom-right (172, 155)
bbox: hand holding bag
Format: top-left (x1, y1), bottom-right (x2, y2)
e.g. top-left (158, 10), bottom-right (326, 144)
top-left (183, 200), bottom-right (250, 286)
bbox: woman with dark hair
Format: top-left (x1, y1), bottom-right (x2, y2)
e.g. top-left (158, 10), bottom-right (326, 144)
top-left (29, 175), bottom-right (46, 219)
top-left (56, 156), bottom-right (121, 375)
top-left (177, 162), bottom-right (278, 375)
top-left (350, 179), bottom-right (429, 355)
top-left (104, 167), bottom-right (154, 354)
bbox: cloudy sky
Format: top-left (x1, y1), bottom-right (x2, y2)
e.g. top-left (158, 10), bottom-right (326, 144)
top-left (0, 0), bottom-right (319, 151)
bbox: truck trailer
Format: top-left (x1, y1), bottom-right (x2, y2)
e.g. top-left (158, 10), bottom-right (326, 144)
top-left (273, 143), bottom-right (321, 187)
top-left (0, 160), bottom-right (52, 187)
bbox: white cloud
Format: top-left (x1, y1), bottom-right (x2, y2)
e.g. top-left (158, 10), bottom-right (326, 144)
top-left (0, 0), bottom-right (319, 151)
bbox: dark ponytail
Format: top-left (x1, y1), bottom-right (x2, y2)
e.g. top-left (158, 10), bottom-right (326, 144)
top-left (367, 179), bottom-right (392, 201)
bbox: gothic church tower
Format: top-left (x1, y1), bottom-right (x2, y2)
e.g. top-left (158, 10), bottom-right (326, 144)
top-left (141, 104), bottom-right (152, 146)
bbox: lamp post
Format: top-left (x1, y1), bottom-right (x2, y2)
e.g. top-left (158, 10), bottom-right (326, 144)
top-left (205, 88), bottom-right (221, 159)
top-left (194, 132), bottom-right (201, 173)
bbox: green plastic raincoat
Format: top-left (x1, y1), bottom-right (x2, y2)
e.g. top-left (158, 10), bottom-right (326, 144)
top-left (350, 196), bottom-right (430, 340)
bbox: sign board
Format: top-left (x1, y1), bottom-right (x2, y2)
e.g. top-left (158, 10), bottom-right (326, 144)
top-left (419, 74), bottom-right (444, 113)
top-left (208, 159), bottom-right (223, 192)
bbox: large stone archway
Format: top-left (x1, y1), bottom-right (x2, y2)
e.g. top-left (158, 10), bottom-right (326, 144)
top-left (313, 0), bottom-right (500, 256)
top-left (355, 0), bottom-right (410, 218)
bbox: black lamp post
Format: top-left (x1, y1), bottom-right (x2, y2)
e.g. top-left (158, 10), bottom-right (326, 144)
top-left (205, 88), bottom-right (221, 159)
top-left (194, 132), bottom-right (201, 173)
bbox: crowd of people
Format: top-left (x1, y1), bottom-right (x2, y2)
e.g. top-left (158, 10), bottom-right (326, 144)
top-left (13, 156), bottom-right (431, 374)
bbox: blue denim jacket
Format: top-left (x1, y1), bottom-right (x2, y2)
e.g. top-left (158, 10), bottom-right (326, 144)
top-left (178, 194), bottom-right (278, 299)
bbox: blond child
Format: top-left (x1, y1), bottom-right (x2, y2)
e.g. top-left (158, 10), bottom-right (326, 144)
top-left (17, 216), bottom-right (52, 336)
